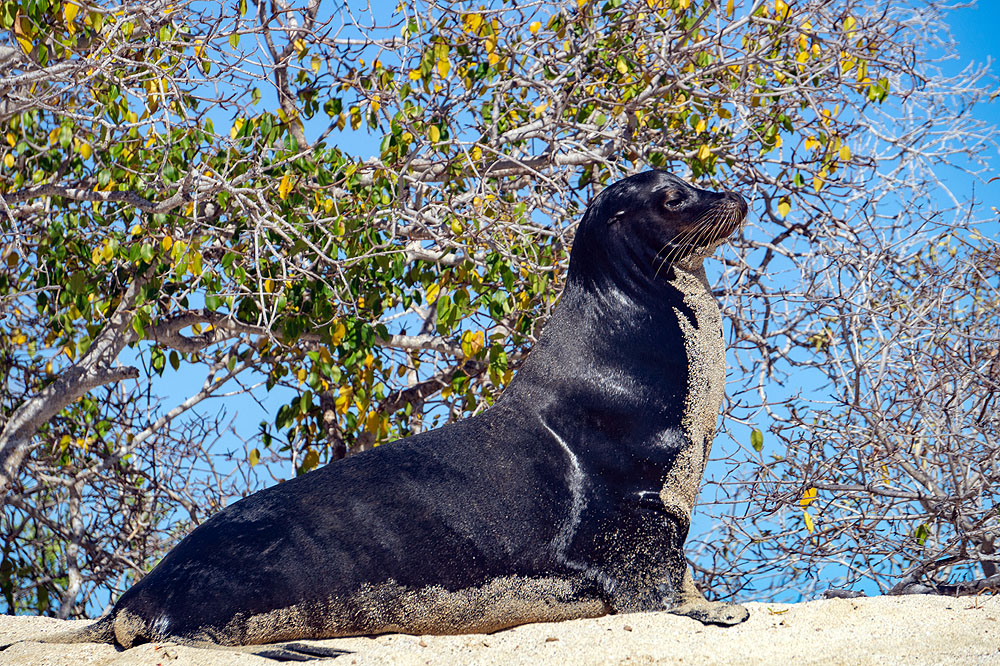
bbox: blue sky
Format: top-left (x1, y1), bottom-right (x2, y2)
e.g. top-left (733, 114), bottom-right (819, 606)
top-left (940, 2), bottom-right (999, 181)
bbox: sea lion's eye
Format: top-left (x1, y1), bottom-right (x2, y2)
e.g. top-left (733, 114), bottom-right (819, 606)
top-left (662, 189), bottom-right (686, 208)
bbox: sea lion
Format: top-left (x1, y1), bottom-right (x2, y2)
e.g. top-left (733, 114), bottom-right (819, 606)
top-left (63, 169), bottom-right (750, 651)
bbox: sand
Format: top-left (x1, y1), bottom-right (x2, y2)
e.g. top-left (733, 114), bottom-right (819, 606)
top-left (2, 595), bottom-right (999, 665)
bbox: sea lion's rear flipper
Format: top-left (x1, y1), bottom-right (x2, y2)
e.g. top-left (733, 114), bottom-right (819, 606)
top-left (253, 642), bottom-right (350, 661)
top-left (669, 567), bottom-right (749, 626)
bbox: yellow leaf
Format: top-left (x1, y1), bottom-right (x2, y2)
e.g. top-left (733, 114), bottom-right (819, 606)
top-left (800, 487), bottom-right (818, 508)
top-left (461, 330), bottom-right (485, 358)
top-left (774, 0), bottom-right (788, 19)
top-left (804, 136), bottom-right (819, 150)
top-left (130, 223), bottom-right (142, 236)
top-left (425, 283), bottom-right (440, 304)
top-left (293, 38), bottom-right (306, 55)
top-left (839, 145), bottom-right (851, 161)
top-left (16, 37), bottom-right (32, 55)
top-left (249, 448), bottom-right (260, 466)
top-left (813, 174), bottom-right (825, 192)
top-left (5, 133), bottom-right (14, 147)
top-left (161, 236), bottom-right (173, 251)
top-left (278, 173), bottom-right (293, 200)
top-left (616, 57), bottom-right (628, 75)
top-left (330, 320), bottom-right (346, 345)
top-left (364, 410), bottom-right (380, 432)
top-left (301, 448), bottom-right (320, 472)
top-left (311, 55), bottom-right (321, 73)
top-left (193, 39), bottom-right (205, 59)
top-left (264, 278), bottom-right (274, 293)
top-left (76, 139), bottom-right (92, 159)
top-left (696, 144), bottom-right (711, 161)
top-left (408, 69), bottom-right (422, 81)
top-left (529, 21), bottom-right (541, 34)
top-left (437, 56), bottom-right (450, 78)
top-left (463, 13), bottom-right (483, 34)
top-left (63, 2), bottom-right (79, 34)
top-left (777, 200), bottom-right (791, 218)
top-left (335, 386), bottom-right (353, 414)
top-left (577, 0), bottom-right (589, 7)
top-left (725, 0), bottom-right (734, 18)
top-left (230, 118), bottom-right (244, 139)
top-left (428, 125), bottom-right (441, 143)
top-left (695, 118), bottom-right (707, 133)
top-left (471, 145), bottom-right (482, 161)
top-left (2, 154), bottom-right (13, 169)
top-left (803, 511), bottom-right (815, 533)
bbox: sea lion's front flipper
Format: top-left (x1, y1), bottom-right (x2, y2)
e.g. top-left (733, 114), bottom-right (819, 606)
top-left (668, 567), bottom-right (749, 626)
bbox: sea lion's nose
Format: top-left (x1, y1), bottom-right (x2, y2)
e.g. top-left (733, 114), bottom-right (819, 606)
top-left (723, 191), bottom-right (748, 219)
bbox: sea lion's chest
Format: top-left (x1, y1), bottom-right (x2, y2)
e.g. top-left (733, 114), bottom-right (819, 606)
top-left (670, 268), bottom-right (726, 446)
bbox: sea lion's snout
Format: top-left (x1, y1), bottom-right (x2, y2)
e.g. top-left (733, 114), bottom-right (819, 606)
top-left (722, 190), bottom-right (749, 222)
top-left (715, 190), bottom-right (748, 238)
top-left (678, 188), bottom-right (747, 249)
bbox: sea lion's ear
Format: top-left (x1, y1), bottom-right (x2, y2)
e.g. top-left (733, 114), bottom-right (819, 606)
top-left (660, 187), bottom-right (688, 210)
top-left (607, 209), bottom-right (627, 225)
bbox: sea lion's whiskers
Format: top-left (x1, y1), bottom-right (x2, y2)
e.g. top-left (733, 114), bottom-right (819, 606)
top-left (655, 207), bottom-right (717, 265)
top-left (653, 207), bottom-right (725, 277)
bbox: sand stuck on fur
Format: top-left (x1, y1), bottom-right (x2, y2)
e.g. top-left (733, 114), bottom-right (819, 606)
top-left (2, 595), bottom-right (998, 665)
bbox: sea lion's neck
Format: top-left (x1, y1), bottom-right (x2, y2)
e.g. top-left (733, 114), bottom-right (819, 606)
top-left (499, 259), bottom-right (717, 418)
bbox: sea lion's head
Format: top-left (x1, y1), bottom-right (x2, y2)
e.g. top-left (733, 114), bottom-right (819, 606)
top-left (569, 170), bottom-right (748, 285)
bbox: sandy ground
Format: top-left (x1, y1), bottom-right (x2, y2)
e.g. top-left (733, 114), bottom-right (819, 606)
top-left (2, 595), bottom-right (999, 665)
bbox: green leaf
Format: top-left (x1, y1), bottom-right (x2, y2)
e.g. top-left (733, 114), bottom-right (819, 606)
top-left (750, 428), bottom-right (764, 452)
top-left (151, 348), bottom-right (165, 375)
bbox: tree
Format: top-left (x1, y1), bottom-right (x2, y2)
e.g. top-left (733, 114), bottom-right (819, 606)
top-left (1, 0), bottom-right (995, 616)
